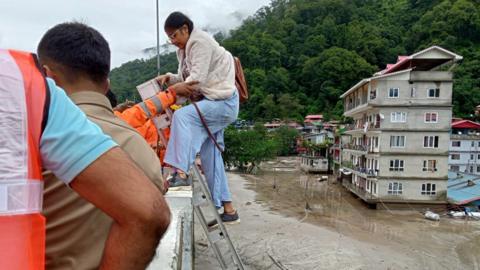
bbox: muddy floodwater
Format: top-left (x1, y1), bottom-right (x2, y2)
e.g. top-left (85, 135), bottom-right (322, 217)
top-left (194, 164), bottom-right (480, 270)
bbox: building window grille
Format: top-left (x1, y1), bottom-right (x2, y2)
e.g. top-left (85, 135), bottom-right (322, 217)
top-left (423, 136), bottom-right (439, 148)
top-left (390, 159), bottom-right (404, 172)
top-left (452, 141), bottom-right (461, 147)
top-left (388, 88), bottom-right (399, 98)
top-left (451, 154), bottom-right (460, 160)
top-left (388, 182), bottom-right (403, 195)
top-left (421, 183), bottom-right (436, 195)
top-left (423, 160), bottom-right (437, 172)
top-left (451, 165), bottom-right (460, 172)
top-left (428, 88), bottom-right (440, 98)
top-left (390, 135), bottom-right (405, 148)
top-left (425, 112), bottom-right (438, 123)
top-left (389, 160), bottom-right (404, 171)
top-left (391, 112), bottom-right (407, 123)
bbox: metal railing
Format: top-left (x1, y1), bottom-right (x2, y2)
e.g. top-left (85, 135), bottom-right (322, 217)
top-left (342, 180), bottom-right (377, 200)
top-left (344, 144), bottom-right (368, 152)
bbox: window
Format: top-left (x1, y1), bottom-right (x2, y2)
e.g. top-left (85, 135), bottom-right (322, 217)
top-left (390, 135), bottom-right (405, 148)
top-left (411, 87), bottom-right (416, 97)
top-left (451, 154), bottom-right (460, 160)
top-left (391, 112), bottom-right (407, 123)
top-left (425, 112), bottom-right (438, 123)
top-left (428, 88), bottom-right (440, 98)
top-left (471, 154), bottom-right (475, 160)
top-left (472, 141), bottom-right (475, 147)
top-left (390, 160), bottom-right (404, 171)
top-left (451, 165), bottom-right (460, 172)
top-left (370, 89), bottom-right (377, 100)
top-left (423, 136), bottom-right (439, 148)
top-left (478, 141), bottom-right (480, 147)
top-left (478, 154), bottom-right (480, 160)
top-left (470, 166), bottom-right (474, 173)
top-left (452, 141), bottom-right (461, 147)
top-left (421, 183), bottom-right (436, 195)
top-left (477, 166), bottom-right (480, 173)
top-left (388, 182), bottom-right (403, 195)
top-left (388, 88), bottom-right (399, 98)
top-left (423, 160), bottom-right (437, 172)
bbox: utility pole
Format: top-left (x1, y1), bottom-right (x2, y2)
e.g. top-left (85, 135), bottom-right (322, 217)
top-left (156, 0), bottom-right (160, 75)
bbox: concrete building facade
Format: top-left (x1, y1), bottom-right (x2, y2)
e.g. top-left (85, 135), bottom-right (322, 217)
top-left (339, 46), bottom-right (462, 207)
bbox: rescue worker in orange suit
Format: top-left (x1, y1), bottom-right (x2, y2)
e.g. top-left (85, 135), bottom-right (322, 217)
top-left (0, 49), bottom-right (170, 270)
top-left (114, 80), bottom-right (198, 165)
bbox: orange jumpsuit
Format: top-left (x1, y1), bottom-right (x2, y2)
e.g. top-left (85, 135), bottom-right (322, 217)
top-left (115, 89), bottom-right (176, 164)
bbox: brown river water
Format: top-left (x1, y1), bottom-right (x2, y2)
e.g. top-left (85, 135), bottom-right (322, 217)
top-left (195, 162), bottom-right (480, 270)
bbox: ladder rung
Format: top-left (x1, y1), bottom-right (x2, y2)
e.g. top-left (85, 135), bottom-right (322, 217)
top-left (208, 228), bottom-right (225, 243)
top-left (192, 191), bottom-right (209, 207)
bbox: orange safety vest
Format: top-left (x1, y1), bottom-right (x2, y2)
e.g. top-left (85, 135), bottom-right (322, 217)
top-left (114, 90), bottom-right (175, 164)
top-left (0, 49), bottom-right (50, 270)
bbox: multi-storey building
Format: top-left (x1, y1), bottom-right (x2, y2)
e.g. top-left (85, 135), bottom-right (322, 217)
top-left (339, 46), bottom-right (462, 207)
top-left (449, 120), bottom-right (480, 174)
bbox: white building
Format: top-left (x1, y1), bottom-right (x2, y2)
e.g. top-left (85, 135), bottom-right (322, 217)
top-left (449, 120), bottom-right (480, 174)
top-left (339, 46), bottom-right (462, 207)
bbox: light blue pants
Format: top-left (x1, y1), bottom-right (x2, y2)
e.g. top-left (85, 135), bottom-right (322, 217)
top-left (165, 90), bottom-right (239, 207)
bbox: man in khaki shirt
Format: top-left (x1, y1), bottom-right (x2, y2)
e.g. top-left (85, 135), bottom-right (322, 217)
top-left (38, 22), bottom-right (169, 269)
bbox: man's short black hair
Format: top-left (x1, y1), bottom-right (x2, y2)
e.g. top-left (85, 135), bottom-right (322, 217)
top-left (164, 12), bottom-right (194, 34)
top-left (37, 22), bottom-right (110, 84)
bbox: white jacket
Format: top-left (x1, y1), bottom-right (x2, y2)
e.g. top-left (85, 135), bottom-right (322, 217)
top-left (167, 28), bottom-right (236, 100)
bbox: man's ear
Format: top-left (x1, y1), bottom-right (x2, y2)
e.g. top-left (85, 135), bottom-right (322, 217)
top-left (103, 78), bottom-right (111, 94)
top-left (43, 64), bottom-right (61, 83)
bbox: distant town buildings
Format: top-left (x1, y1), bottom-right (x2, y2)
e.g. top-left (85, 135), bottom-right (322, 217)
top-left (339, 46), bottom-right (463, 207)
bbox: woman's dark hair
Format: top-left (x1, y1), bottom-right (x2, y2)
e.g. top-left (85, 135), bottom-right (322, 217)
top-left (164, 12), bottom-right (194, 34)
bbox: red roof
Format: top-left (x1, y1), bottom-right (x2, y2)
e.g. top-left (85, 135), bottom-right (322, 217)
top-left (452, 120), bottom-right (480, 130)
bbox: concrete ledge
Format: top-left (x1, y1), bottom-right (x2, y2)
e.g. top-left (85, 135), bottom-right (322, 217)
top-left (147, 190), bottom-right (193, 270)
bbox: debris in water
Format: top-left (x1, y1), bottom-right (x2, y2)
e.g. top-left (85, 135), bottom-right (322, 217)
top-left (425, 211), bottom-right (440, 221)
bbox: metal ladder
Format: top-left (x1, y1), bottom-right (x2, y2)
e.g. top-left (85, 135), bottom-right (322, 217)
top-left (150, 107), bottom-right (244, 270)
top-left (190, 164), bottom-right (245, 270)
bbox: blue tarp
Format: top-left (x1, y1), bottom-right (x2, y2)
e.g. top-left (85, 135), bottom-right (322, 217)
top-left (448, 171), bottom-right (480, 205)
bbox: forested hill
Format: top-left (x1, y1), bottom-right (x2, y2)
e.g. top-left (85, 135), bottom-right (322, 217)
top-left (110, 0), bottom-right (480, 121)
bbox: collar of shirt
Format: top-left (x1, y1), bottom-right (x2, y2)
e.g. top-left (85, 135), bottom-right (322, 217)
top-left (69, 91), bottom-right (113, 112)
top-left (68, 91), bottom-right (138, 133)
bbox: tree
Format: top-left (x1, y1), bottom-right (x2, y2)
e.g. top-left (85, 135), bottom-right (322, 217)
top-left (272, 126), bottom-right (299, 156)
top-left (223, 125), bottom-right (279, 173)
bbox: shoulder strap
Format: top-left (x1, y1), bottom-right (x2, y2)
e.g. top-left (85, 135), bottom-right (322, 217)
top-left (192, 102), bottom-right (223, 153)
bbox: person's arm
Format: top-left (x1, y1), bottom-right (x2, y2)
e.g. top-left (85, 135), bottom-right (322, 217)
top-left (115, 90), bottom-right (177, 128)
top-left (41, 79), bottom-right (170, 269)
top-left (70, 147), bottom-right (170, 270)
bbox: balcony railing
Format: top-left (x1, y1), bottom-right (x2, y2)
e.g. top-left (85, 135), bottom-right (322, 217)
top-left (451, 134), bottom-right (480, 140)
top-left (344, 144), bottom-right (368, 152)
top-left (345, 122), bottom-right (380, 132)
top-left (353, 166), bottom-right (379, 178)
top-left (342, 180), bottom-right (377, 200)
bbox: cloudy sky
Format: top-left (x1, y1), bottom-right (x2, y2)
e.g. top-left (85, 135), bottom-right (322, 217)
top-left (0, 0), bottom-right (271, 67)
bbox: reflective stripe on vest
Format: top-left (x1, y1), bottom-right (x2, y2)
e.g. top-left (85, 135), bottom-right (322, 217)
top-left (0, 49), bottom-right (49, 270)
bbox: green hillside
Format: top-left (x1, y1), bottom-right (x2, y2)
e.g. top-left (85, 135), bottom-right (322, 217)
top-left (110, 0), bottom-right (480, 120)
